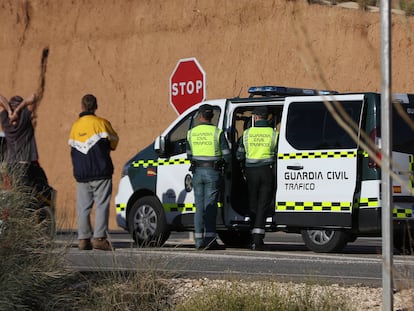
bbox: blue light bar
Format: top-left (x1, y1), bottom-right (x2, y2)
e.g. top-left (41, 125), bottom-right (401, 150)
top-left (248, 86), bottom-right (338, 97)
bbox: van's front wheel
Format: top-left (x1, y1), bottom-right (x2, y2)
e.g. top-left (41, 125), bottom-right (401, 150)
top-left (128, 196), bottom-right (170, 247)
top-left (301, 229), bottom-right (349, 253)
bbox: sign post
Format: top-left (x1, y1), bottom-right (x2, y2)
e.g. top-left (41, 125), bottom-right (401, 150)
top-left (170, 57), bottom-right (206, 114)
top-left (380, 0), bottom-right (393, 309)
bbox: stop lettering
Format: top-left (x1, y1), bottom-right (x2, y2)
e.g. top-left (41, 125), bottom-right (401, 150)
top-left (171, 80), bottom-right (203, 97)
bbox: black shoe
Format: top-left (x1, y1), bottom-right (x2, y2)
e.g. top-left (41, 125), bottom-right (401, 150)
top-left (251, 243), bottom-right (265, 251)
top-left (195, 238), bottom-right (205, 250)
top-left (204, 240), bottom-right (226, 250)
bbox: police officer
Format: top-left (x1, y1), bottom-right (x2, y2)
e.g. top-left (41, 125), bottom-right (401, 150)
top-left (187, 104), bottom-right (231, 250)
top-left (237, 106), bottom-right (278, 251)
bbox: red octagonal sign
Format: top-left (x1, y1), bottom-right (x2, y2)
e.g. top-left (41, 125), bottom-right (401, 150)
top-left (170, 57), bottom-right (206, 115)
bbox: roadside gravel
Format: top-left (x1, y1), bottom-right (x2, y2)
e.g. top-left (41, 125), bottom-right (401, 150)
top-left (168, 277), bottom-right (414, 310)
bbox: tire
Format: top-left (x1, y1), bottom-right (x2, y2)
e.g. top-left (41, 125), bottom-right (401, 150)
top-left (218, 230), bottom-right (252, 248)
top-left (301, 229), bottom-right (349, 253)
top-left (128, 196), bottom-right (170, 247)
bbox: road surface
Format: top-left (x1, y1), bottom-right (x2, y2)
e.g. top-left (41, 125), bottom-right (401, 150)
top-left (58, 231), bottom-right (414, 287)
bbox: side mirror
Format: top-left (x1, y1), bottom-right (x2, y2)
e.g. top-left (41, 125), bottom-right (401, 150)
top-left (155, 136), bottom-right (167, 158)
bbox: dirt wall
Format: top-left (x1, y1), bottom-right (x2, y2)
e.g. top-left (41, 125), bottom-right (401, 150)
top-left (0, 0), bottom-right (413, 229)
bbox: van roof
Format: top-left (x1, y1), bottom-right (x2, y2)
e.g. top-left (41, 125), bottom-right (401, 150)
top-left (247, 86), bottom-right (339, 98)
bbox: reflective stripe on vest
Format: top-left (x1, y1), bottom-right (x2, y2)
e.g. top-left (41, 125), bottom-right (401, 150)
top-left (187, 124), bottom-right (222, 160)
top-left (244, 127), bottom-right (278, 163)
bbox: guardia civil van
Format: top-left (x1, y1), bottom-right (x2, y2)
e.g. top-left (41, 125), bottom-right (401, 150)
top-left (115, 86), bottom-right (414, 253)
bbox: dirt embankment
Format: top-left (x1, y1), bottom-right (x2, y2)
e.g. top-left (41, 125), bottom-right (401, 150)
top-left (0, 0), bottom-right (413, 229)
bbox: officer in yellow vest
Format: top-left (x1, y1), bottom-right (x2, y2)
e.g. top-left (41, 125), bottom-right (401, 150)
top-left (237, 106), bottom-right (278, 250)
top-left (187, 104), bottom-right (231, 250)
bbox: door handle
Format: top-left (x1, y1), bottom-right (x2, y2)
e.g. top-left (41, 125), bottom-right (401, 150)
top-left (287, 165), bottom-right (304, 170)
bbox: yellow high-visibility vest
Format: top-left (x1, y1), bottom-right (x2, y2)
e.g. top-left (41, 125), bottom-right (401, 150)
top-left (244, 127), bottom-right (278, 163)
top-left (187, 124), bottom-right (222, 160)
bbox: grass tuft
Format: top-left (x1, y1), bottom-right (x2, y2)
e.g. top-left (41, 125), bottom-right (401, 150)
top-left (0, 169), bottom-right (175, 310)
top-left (0, 173), bottom-right (85, 311)
top-left (174, 280), bottom-right (353, 311)
top-left (81, 271), bottom-right (174, 311)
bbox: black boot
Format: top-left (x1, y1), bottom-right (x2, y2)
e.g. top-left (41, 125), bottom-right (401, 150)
top-left (251, 233), bottom-right (265, 251)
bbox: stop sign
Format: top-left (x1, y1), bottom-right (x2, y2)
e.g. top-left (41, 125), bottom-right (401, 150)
top-left (170, 57), bottom-right (206, 114)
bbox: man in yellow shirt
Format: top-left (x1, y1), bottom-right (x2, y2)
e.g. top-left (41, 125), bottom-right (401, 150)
top-left (69, 94), bottom-right (119, 251)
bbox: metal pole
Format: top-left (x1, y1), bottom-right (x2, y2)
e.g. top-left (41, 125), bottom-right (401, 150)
top-left (380, 0), bottom-right (393, 309)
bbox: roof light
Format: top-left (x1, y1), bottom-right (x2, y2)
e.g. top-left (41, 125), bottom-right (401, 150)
top-left (318, 90), bottom-right (338, 95)
top-left (248, 85), bottom-right (338, 97)
top-left (248, 86), bottom-right (287, 95)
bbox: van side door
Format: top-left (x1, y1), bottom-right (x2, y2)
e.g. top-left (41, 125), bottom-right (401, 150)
top-left (276, 95), bottom-right (364, 229)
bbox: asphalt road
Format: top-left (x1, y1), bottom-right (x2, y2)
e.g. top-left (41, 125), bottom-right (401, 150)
top-left (59, 231), bottom-right (414, 287)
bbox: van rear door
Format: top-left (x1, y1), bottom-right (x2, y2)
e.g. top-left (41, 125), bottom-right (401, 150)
top-left (391, 94), bottom-right (414, 219)
top-left (276, 95), bottom-right (364, 229)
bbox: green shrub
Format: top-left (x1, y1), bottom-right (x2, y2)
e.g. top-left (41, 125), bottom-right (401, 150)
top-left (0, 169), bottom-right (174, 311)
top-left (399, 0), bottom-right (414, 15)
top-left (81, 271), bottom-right (174, 311)
top-left (175, 281), bottom-right (353, 311)
top-left (0, 181), bottom-right (85, 310)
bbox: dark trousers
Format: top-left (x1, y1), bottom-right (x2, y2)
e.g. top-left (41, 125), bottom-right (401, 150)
top-left (245, 165), bottom-right (275, 243)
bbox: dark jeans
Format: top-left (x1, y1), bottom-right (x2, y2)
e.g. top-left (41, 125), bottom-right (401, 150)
top-left (192, 167), bottom-right (221, 247)
top-left (245, 165), bottom-right (275, 233)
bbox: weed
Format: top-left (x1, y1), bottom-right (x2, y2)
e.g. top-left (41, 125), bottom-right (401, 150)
top-left (0, 182), bottom-right (83, 310)
top-left (81, 271), bottom-right (174, 311)
top-left (174, 280), bottom-right (353, 311)
top-left (399, 0), bottom-right (414, 15)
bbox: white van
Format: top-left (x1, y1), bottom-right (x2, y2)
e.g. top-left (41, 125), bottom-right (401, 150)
top-left (115, 86), bottom-right (414, 253)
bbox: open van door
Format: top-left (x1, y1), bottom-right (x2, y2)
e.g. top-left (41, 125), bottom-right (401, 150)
top-left (276, 95), bottom-right (365, 252)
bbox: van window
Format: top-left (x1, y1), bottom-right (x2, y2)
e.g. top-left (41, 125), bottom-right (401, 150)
top-left (286, 101), bottom-right (363, 150)
top-left (166, 107), bottom-right (221, 156)
top-left (232, 106), bottom-right (283, 145)
top-left (392, 103), bottom-right (414, 154)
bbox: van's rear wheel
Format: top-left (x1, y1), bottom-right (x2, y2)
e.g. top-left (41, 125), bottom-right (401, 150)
top-left (128, 196), bottom-right (170, 247)
top-left (218, 230), bottom-right (252, 248)
top-left (301, 229), bottom-right (349, 253)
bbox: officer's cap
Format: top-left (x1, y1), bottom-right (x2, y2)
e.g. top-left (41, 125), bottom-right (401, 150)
top-left (252, 106), bottom-right (268, 118)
